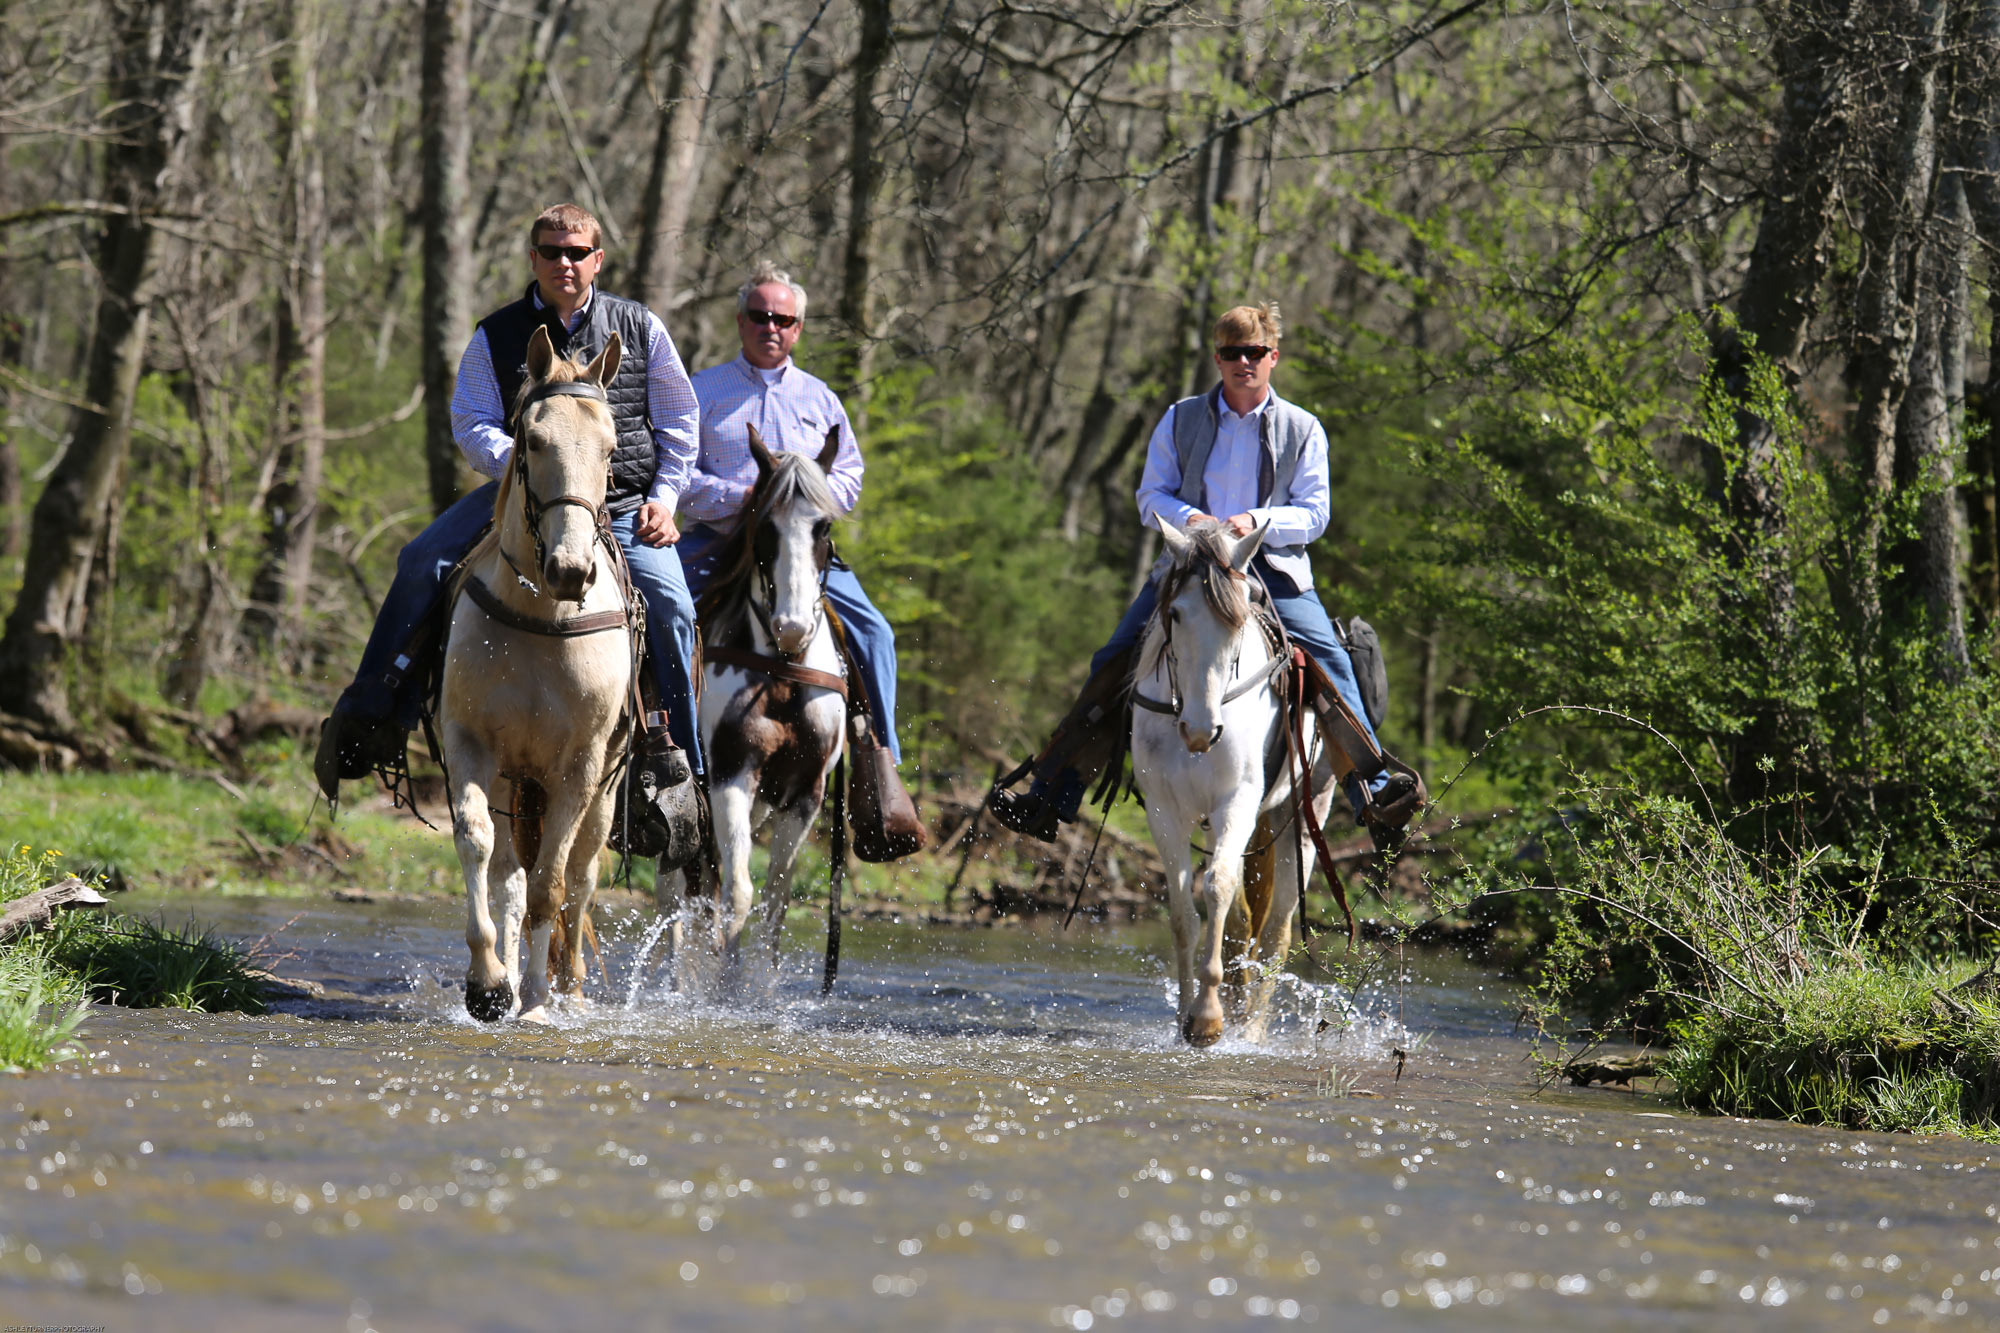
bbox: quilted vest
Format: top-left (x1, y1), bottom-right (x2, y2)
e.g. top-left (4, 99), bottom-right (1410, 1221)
top-left (479, 283), bottom-right (657, 516)
top-left (1169, 386), bottom-right (1319, 594)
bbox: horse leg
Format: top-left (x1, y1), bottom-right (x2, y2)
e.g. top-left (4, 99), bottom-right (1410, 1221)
top-left (450, 745), bottom-right (514, 1023)
top-left (1188, 807), bottom-right (1257, 1047)
top-left (555, 789), bottom-right (614, 1004)
top-left (495, 788), bottom-right (527, 999)
top-left (758, 801), bottom-right (819, 978)
top-left (1228, 832), bottom-right (1278, 1022)
top-left (1239, 824), bottom-right (1304, 1045)
top-left (1145, 801), bottom-right (1201, 1033)
top-left (514, 778), bottom-right (565, 1023)
top-left (708, 773), bottom-right (760, 984)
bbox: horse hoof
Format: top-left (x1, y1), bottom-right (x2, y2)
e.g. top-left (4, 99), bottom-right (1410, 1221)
top-left (518, 1005), bottom-right (553, 1026)
top-left (1183, 1014), bottom-right (1225, 1047)
top-left (465, 979), bottom-right (514, 1023)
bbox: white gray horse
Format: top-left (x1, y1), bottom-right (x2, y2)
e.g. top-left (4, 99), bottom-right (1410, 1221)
top-left (440, 327), bottom-right (634, 1024)
top-left (1130, 517), bottom-right (1340, 1045)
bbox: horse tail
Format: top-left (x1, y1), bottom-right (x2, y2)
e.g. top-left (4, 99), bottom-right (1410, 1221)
top-left (511, 777), bottom-right (547, 870)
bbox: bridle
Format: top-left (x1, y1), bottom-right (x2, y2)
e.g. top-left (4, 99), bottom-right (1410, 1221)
top-left (503, 378), bottom-right (612, 599)
top-left (1132, 571), bottom-right (1287, 732)
top-left (744, 508), bottom-right (833, 661)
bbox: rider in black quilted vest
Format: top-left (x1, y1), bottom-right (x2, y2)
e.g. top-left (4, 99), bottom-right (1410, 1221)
top-left (313, 203), bottom-right (703, 805)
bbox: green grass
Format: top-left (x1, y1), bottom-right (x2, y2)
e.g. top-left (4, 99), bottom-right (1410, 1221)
top-left (0, 768), bottom-right (461, 896)
top-left (1664, 963), bottom-right (2000, 1139)
top-left (0, 945), bottom-right (89, 1072)
top-left (0, 846), bottom-right (274, 1070)
top-left (37, 911), bottom-right (271, 1013)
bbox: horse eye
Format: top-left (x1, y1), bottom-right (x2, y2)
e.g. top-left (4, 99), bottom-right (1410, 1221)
top-left (813, 519), bottom-right (832, 539)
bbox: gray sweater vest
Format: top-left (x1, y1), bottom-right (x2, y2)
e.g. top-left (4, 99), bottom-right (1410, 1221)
top-left (1169, 386), bottom-right (1320, 594)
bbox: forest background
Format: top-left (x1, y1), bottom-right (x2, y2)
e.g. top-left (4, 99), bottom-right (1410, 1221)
top-left (3, 0), bottom-right (2000, 1018)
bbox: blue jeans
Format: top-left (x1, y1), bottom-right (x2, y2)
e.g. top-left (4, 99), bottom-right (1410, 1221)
top-left (335, 481), bottom-right (704, 773)
top-left (1070, 556), bottom-right (1388, 809)
top-left (679, 525), bottom-right (903, 763)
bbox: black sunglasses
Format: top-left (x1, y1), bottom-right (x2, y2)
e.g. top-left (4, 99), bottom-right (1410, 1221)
top-left (1216, 344), bottom-right (1273, 363)
top-left (534, 243), bottom-right (597, 263)
top-left (744, 308), bottom-right (799, 330)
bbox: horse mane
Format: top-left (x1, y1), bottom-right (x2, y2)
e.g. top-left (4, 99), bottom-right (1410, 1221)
top-left (1136, 520), bottom-right (1253, 679)
top-left (695, 450), bottom-right (841, 645)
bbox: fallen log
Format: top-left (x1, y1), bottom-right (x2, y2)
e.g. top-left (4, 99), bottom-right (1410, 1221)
top-left (0, 877), bottom-right (110, 946)
top-left (0, 718), bottom-right (81, 773)
top-left (1565, 1053), bottom-right (1662, 1087)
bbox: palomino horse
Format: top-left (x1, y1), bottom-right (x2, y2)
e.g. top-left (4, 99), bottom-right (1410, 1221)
top-left (1130, 517), bottom-right (1340, 1046)
top-left (684, 425), bottom-right (848, 980)
top-left (440, 326), bottom-right (635, 1024)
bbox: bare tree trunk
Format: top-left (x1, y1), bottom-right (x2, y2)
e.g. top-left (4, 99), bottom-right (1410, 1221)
top-left (421, 0), bottom-right (473, 516)
top-left (159, 293), bottom-right (236, 708)
top-left (632, 0), bottom-right (724, 312)
top-left (1844, 0), bottom-right (1946, 629)
top-left (1890, 170), bottom-right (1970, 674)
top-left (247, 0), bottom-right (328, 654)
top-left (0, 0), bottom-right (211, 727)
top-left (0, 143), bottom-right (19, 559)
top-left (1960, 0), bottom-right (2000, 625)
top-left (838, 0), bottom-right (894, 408)
top-left (1701, 0), bottom-right (1859, 799)
top-left (1707, 0), bottom-right (1860, 521)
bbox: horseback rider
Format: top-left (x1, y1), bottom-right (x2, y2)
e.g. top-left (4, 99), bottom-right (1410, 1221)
top-left (988, 302), bottom-right (1420, 842)
top-left (313, 202), bottom-right (702, 802)
top-left (678, 263), bottom-right (925, 849)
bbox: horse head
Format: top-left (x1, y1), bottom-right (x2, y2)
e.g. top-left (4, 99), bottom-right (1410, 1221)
top-left (1152, 515), bottom-right (1269, 753)
top-left (744, 424), bottom-right (841, 655)
top-left (507, 325), bottom-right (621, 602)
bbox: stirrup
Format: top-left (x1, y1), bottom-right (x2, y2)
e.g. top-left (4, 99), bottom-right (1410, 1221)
top-left (986, 782), bottom-right (1059, 843)
top-left (1360, 769), bottom-right (1423, 832)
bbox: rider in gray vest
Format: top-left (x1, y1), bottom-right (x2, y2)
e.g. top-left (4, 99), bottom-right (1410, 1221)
top-left (989, 302), bottom-right (1415, 841)
top-left (313, 203), bottom-right (702, 804)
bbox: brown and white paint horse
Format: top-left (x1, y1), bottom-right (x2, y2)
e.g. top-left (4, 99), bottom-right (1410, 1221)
top-left (440, 327), bottom-right (633, 1024)
top-left (685, 425), bottom-right (848, 980)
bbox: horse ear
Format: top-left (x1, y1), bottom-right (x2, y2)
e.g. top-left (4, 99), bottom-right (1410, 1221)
top-left (1156, 513), bottom-right (1194, 559)
top-left (526, 325), bottom-right (555, 381)
top-left (1227, 519), bottom-right (1270, 573)
top-left (585, 331), bottom-right (622, 388)
top-left (815, 424), bottom-right (842, 473)
top-left (746, 423), bottom-right (776, 478)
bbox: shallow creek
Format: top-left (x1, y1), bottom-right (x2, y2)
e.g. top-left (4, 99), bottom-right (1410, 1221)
top-left (2, 894), bottom-right (1997, 1330)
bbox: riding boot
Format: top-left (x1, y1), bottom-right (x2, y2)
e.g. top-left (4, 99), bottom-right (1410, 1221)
top-left (312, 710), bottom-right (409, 805)
top-left (987, 645), bottom-right (1136, 842)
top-left (988, 767), bottom-right (1085, 843)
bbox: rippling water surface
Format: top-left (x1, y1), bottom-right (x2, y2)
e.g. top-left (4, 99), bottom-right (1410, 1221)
top-left (3, 894), bottom-right (1997, 1330)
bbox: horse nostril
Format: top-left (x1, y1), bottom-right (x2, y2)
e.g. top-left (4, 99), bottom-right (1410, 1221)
top-left (1209, 724), bottom-right (1225, 746)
